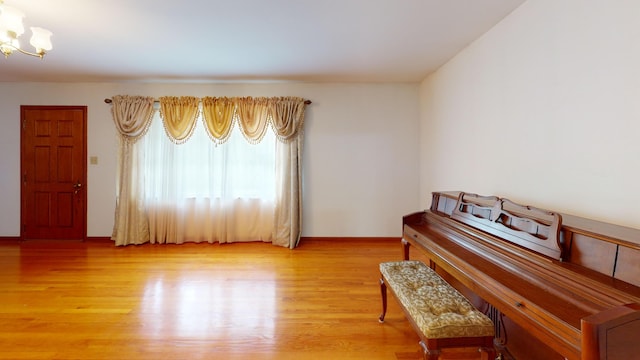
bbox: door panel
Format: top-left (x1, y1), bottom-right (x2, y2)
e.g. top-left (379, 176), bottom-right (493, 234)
top-left (21, 106), bottom-right (87, 240)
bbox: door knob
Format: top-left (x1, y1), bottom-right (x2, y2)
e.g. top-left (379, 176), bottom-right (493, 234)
top-left (73, 181), bottom-right (82, 194)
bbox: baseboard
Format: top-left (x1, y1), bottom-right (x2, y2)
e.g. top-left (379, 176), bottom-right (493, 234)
top-left (0, 236), bottom-right (20, 242)
top-left (0, 237), bottom-right (114, 243)
top-left (300, 236), bottom-right (399, 242)
top-left (85, 236), bottom-right (113, 243)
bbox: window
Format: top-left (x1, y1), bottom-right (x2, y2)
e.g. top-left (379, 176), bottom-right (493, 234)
top-left (111, 95), bottom-right (305, 248)
top-left (143, 113), bottom-right (276, 201)
top-left (140, 112), bottom-right (277, 244)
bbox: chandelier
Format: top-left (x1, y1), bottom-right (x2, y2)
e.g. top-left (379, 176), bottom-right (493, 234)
top-left (0, 0), bottom-right (52, 58)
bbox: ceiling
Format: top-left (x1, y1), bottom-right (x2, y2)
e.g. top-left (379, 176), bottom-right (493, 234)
top-left (0, 0), bottom-right (525, 83)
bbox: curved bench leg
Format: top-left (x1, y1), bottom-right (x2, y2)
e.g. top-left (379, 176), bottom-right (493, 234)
top-left (378, 277), bottom-right (387, 323)
top-left (479, 336), bottom-right (497, 360)
top-left (478, 346), bottom-right (498, 360)
top-left (419, 340), bottom-right (440, 360)
top-left (480, 345), bottom-right (497, 360)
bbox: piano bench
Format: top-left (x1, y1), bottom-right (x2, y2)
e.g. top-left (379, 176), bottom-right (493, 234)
top-left (379, 260), bottom-right (496, 360)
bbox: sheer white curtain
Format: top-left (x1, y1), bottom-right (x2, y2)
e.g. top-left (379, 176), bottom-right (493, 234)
top-left (110, 95), bottom-right (307, 248)
top-left (143, 112), bottom-right (276, 244)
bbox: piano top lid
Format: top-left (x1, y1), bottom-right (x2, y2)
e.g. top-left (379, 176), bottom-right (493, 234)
top-left (561, 213), bottom-right (640, 249)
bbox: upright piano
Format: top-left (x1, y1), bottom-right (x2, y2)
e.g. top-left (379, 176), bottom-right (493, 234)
top-left (402, 191), bottom-right (640, 360)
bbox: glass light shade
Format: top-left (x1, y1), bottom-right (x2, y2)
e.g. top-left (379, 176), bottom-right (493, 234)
top-left (0, 5), bottom-right (25, 36)
top-left (29, 27), bottom-right (52, 51)
top-left (0, 42), bottom-right (12, 54)
top-left (0, 37), bottom-right (18, 54)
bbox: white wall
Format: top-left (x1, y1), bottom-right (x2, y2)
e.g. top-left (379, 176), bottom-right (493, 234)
top-left (419, 0), bottom-right (640, 228)
top-left (0, 82), bottom-right (420, 238)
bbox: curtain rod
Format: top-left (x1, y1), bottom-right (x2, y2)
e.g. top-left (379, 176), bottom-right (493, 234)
top-left (104, 98), bottom-right (312, 105)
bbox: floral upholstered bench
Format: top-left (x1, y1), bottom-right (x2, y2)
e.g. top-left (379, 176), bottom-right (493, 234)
top-left (379, 261), bottom-right (496, 360)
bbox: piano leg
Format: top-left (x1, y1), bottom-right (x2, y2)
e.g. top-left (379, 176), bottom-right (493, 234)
top-left (378, 277), bottom-right (387, 323)
top-left (402, 238), bottom-right (410, 260)
top-left (402, 237), bottom-right (436, 269)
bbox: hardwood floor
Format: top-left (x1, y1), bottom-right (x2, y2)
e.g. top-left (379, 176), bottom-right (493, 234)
top-left (0, 238), bottom-right (428, 360)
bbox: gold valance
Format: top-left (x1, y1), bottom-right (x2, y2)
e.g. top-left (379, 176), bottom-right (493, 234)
top-left (159, 96), bottom-right (200, 144)
top-left (110, 96), bottom-right (308, 145)
top-left (201, 97), bottom-right (235, 145)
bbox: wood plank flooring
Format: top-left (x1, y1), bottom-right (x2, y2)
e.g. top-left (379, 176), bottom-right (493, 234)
top-left (0, 239), bottom-right (429, 360)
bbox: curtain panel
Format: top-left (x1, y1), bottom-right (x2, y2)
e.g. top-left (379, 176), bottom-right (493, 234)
top-left (110, 95), bottom-right (307, 249)
top-left (110, 95), bottom-right (156, 245)
top-left (271, 97), bottom-right (306, 248)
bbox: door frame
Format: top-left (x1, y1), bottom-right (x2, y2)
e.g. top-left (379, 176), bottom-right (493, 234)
top-left (20, 105), bottom-right (88, 241)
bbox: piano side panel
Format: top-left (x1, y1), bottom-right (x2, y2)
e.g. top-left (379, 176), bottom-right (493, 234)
top-left (581, 303), bottom-right (640, 360)
top-left (603, 317), bottom-right (640, 360)
top-left (568, 233), bottom-right (617, 277)
top-left (615, 246), bottom-right (640, 287)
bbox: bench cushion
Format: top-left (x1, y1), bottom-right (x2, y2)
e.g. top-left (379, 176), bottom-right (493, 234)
top-left (380, 260), bottom-right (494, 339)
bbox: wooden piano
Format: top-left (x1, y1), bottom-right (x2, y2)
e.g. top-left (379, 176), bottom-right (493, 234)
top-left (402, 191), bottom-right (640, 360)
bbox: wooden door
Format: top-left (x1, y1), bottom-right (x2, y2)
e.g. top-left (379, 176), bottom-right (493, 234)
top-left (20, 106), bottom-right (87, 240)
